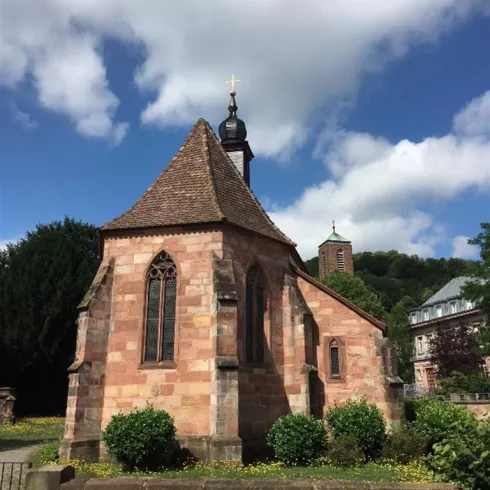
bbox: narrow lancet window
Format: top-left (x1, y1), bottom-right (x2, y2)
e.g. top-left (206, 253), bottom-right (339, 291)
top-left (144, 251), bottom-right (177, 363)
top-left (245, 264), bottom-right (265, 364)
top-left (330, 340), bottom-right (340, 376)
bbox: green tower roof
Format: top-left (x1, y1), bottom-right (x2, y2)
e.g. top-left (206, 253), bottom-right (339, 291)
top-left (325, 231), bottom-right (350, 243)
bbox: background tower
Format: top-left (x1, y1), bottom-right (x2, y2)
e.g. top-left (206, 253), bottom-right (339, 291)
top-left (219, 79), bottom-right (254, 186)
top-left (318, 223), bottom-right (354, 279)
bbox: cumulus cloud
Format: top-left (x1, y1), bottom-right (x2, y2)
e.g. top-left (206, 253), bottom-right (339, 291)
top-left (269, 92), bottom-right (490, 258)
top-left (0, 0), bottom-right (128, 145)
top-left (453, 90), bottom-right (490, 138)
top-left (1, 0), bottom-right (488, 153)
top-left (452, 236), bottom-right (479, 259)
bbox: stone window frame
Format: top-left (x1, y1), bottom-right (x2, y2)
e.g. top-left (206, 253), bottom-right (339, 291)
top-left (140, 250), bottom-right (179, 369)
top-left (323, 336), bottom-right (346, 383)
top-left (243, 262), bottom-right (269, 368)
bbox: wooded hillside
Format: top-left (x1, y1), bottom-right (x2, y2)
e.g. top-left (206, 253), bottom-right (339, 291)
top-left (305, 251), bottom-right (474, 312)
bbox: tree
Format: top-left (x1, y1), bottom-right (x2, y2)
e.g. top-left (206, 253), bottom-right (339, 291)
top-left (461, 222), bottom-right (490, 356)
top-left (386, 301), bottom-right (413, 383)
top-left (429, 324), bottom-right (484, 379)
top-left (322, 272), bottom-right (387, 321)
top-left (0, 217), bottom-right (99, 414)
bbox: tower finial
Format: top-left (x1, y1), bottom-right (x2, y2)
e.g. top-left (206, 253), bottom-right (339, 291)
top-left (225, 75), bottom-right (240, 117)
top-left (332, 220), bottom-right (336, 233)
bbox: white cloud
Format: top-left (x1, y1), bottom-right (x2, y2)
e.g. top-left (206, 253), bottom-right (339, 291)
top-left (452, 235), bottom-right (479, 259)
top-left (0, 0), bottom-right (488, 154)
top-left (269, 92), bottom-right (490, 258)
top-left (10, 104), bottom-right (38, 130)
top-left (0, 0), bottom-right (128, 145)
top-left (453, 90), bottom-right (490, 138)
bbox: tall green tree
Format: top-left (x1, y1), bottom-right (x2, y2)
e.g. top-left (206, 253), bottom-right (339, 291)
top-left (0, 217), bottom-right (99, 414)
top-left (386, 301), bottom-right (413, 383)
top-left (461, 222), bottom-right (490, 356)
top-left (322, 272), bottom-right (387, 321)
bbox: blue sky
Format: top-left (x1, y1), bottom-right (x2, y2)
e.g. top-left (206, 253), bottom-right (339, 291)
top-left (1, 1), bottom-right (489, 260)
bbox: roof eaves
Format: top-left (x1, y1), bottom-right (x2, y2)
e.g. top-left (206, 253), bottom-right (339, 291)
top-left (410, 309), bottom-right (482, 329)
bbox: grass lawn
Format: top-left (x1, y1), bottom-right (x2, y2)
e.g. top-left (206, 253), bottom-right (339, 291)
top-left (0, 417), bottom-right (65, 452)
top-left (64, 459), bottom-right (443, 484)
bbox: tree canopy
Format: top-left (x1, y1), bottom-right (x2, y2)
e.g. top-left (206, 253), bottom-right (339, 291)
top-left (461, 223), bottom-right (490, 356)
top-left (386, 301), bottom-right (413, 383)
top-left (321, 272), bottom-right (387, 321)
top-left (305, 251), bottom-right (474, 312)
top-left (0, 217), bottom-right (99, 414)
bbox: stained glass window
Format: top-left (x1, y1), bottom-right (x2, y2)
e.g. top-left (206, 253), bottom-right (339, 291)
top-left (330, 340), bottom-right (340, 376)
top-left (144, 251), bottom-right (177, 363)
top-left (245, 264), bottom-right (265, 364)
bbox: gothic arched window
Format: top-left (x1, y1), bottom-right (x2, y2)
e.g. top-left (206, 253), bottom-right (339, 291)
top-left (337, 250), bottom-right (345, 272)
top-left (245, 264), bottom-right (265, 364)
top-left (144, 251), bottom-right (177, 363)
top-left (330, 340), bottom-right (340, 376)
top-left (321, 251), bottom-right (326, 275)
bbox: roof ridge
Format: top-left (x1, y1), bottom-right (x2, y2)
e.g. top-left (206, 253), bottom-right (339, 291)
top-left (207, 126), bottom-right (296, 247)
top-left (201, 121), bottom-right (225, 221)
top-left (102, 120), bottom-right (205, 230)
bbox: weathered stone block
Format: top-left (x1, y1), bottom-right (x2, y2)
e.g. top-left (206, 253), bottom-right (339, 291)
top-left (25, 465), bottom-right (75, 490)
top-left (86, 478), bottom-right (146, 489)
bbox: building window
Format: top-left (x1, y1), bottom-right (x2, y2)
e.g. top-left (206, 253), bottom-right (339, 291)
top-left (423, 309), bottom-right (429, 321)
top-left (465, 300), bottom-right (473, 310)
top-left (321, 251), bottom-right (326, 275)
top-left (450, 302), bottom-right (457, 314)
top-left (337, 250), bottom-right (345, 272)
top-left (144, 251), bottom-right (177, 363)
top-left (410, 313), bottom-right (417, 324)
top-left (330, 340), bottom-right (340, 376)
top-left (245, 264), bottom-right (265, 364)
top-left (416, 336), bottom-right (423, 355)
top-left (436, 305), bottom-right (442, 318)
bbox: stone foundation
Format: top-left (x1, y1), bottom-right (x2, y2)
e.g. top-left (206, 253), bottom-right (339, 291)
top-left (177, 436), bottom-right (242, 462)
top-left (59, 437), bottom-right (100, 462)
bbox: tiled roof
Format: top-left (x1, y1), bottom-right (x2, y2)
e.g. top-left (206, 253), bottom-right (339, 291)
top-left (422, 276), bottom-right (482, 306)
top-left (102, 119), bottom-right (294, 246)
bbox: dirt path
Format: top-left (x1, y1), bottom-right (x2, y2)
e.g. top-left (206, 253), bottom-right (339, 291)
top-left (0, 443), bottom-right (43, 463)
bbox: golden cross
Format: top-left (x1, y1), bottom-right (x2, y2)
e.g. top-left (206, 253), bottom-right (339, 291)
top-left (225, 74), bottom-right (240, 94)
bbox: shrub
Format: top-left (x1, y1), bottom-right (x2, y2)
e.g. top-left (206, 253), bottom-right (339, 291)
top-left (429, 420), bottom-right (490, 490)
top-left (327, 435), bottom-right (363, 467)
top-left (381, 424), bottom-right (427, 464)
top-left (102, 405), bottom-right (177, 471)
top-left (437, 371), bottom-right (490, 395)
top-left (38, 442), bottom-right (60, 464)
top-left (325, 398), bottom-right (386, 460)
top-left (267, 413), bottom-right (327, 466)
top-left (411, 398), bottom-right (478, 449)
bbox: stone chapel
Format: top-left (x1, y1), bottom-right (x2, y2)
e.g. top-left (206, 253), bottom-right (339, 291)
top-left (61, 89), bottom-right (404, 463)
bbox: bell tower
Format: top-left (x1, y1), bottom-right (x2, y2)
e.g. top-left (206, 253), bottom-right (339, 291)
top-left (219, 75), bottom-right (254, 186)
top-left (318, 222), bottom-right (354, 279)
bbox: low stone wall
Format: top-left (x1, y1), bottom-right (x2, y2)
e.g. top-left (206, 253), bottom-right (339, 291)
top-left (447, 393), bottom-right (490, 420)
top-left (60, 477), bottom-right (454, 490)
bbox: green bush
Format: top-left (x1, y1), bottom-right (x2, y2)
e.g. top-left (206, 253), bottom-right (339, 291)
top-left (429, 420), bottom-right (490, 490)
top-left (325, 398), bottom-right (386, 460)
top-left (327, 435), bottom-right (363, 467)
top-left (38, 442), bottom-right (60, 464)
top-left (411, 398), bottom-right (478, 449)
top-left (381, 424), bottom-right (427, 464)
top-left (102, 405), bottom-right (177, 471)
top-left (437, 371), bottom-right (490, 395)
top-left (267, 413), bottom-right (327, 466)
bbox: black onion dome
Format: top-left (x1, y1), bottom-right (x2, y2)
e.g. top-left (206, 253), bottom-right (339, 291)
top-left (219, 93), bottom-right (247, 142)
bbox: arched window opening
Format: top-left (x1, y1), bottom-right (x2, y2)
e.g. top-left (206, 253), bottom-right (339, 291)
top-left (337, 250), bottom-right (345, 272)
top-left (144, 251), bottom-right (177, 363)
top-left (330, 340), bottom-right (340, 376)
top-left (321, 251), bottom-right (326, 275)
top-left (245, 264), bottom-right (265, 364)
